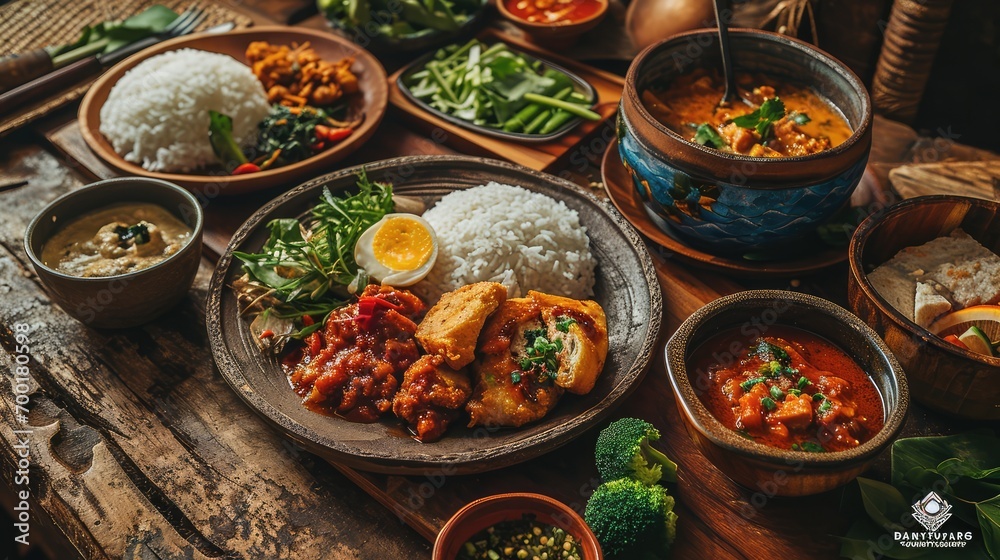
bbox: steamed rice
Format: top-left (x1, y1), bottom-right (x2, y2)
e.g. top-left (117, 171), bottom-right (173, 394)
top-left (418, 182), bottom-right (596, 302)
top-left (99, 49), bottom-right (271, 173)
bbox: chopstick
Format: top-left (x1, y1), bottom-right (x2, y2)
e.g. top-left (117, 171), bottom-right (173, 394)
top-left (0, 180), bottom-right (29, 193)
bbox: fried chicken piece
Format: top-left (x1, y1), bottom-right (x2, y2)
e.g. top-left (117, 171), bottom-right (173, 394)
top-left (392, 355), bottom-right (472, 442)
top-left (466, 297), bottom-right (564, 427)
top-left (530, 291), bottom-right (609, 395)
top-left (416, 282), bottom-right (507, 369)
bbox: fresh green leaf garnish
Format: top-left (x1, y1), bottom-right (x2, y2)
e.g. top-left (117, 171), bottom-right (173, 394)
top-left (813, 392), bottom-right (825, 401)
top-left (114, 223), bottom-right (150, 246)
top-left (797, 376), bottom-right (809, 390)
top-left (761, 397), bottom-right (777, 411)
top-left (818, 398), bottom-right (832, 414)
top-left (798, 441), bottom-right (825, 453)
top-left (788, 111), bottom-right (811, 125)
top-left (787, 389), bottom-right (802, 397)
top-left (233, 170), bottom-right (393, 336)
top-left (732, 98), bottom-right (786, 139)
top-left (521, 332), bottom-right (562, 374)
top-left (556, 316), bottom-right (576, 333)
top-left (693, 123), bottom-right (727, 149)
top-left (208, 110), bottom-right (248, 172)
top-left (770, 385), bottom-right (785, 401)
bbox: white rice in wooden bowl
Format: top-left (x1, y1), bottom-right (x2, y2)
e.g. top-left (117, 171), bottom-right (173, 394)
top-left (99, 48), bottom-right (270, 173)
top-left (417, 182), bottom-right (596, 302)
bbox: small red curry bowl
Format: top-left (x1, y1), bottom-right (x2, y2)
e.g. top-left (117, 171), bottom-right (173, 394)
top-left (433, 493), bottom-right (602, 560)
top-left (496, 0), bottom-right (608, 48)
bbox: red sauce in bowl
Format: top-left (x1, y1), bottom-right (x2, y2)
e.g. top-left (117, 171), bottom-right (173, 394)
top-left (689, 326), bottom-right (883, 452)
top-left (504, 0), bottom-right (604, 24)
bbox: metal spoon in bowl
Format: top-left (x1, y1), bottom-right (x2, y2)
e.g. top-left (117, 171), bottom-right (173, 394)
top-left (713, 0), bottom-right (747, 107)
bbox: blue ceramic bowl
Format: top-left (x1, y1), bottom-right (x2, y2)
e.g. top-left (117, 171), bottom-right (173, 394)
top-left (618, 29), bottom-right (872, 253)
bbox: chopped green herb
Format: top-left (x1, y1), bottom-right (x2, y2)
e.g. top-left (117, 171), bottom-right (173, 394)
top-left (736, 429), bottom-right (754, 440)
top-left (797, 376), bottom-right (809, 390)
top-left (510, 371), bottom-right (521, 383)
top-left (818, 399), bottom-right (832, 414)
top-left (761, 397), bottom-right (777, 411)
top-left (789, 111), bottom-right (811, 125)
top-left (114, 223), bottom-right (150, 246)
top-left (769, 386), bottom-right (785, 400)
top-left (813, 393), bottom-right (825, 401)
top-left (693, 123), bottom-right (727, 148)
top-left (754, 340), bottom-right (790, 365)
top-left (788, 389), bottom-right (802, 397)
top-left (555, 316), bottom-right (577, 332)
top-left (732, 98), bottom-right (786, 139)
top-left (740, 377), bottom-right (768, 391)
top-left (791, 443), bottom-right (799, 451)
top-left (799, 441), bottom-right (825, 453)
top-left (520, 332), bottom-right (561, 374)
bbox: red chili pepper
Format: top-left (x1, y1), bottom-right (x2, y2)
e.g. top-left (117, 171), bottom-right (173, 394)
top-left (232, 162), bottom-right (261, 175)
top-left (301, 315), bottom-right (315, 326)
top-left (355, 296), bottom-right (403, 330)
top-left (315, 124), bottom-right (353, 144)
top-left (259, 329), bottom-right (274, 340)
top-left (310, 141), bottom-right (325, 152)
top-left (306, 331), bottom-right (322, 355)
top-left (943, 334), bottom-right (969, 350)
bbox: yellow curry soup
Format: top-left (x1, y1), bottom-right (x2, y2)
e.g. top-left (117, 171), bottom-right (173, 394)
top-left (41, 203), bottom-right (193, 278)
top-left (642, 69), bottom-right (853, 157)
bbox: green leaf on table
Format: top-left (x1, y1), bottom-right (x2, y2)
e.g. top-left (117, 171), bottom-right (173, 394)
top-left (892, 432), bottom-right (1000, 490)
top-left (976, 495), bottom-right (1000, 559)
top-left (858, 477), bottom-right (910, 533)
top-left (938, 457), bottom-right (1000, 481)
top-left (732, 97), bottom-right (786, 139)
top-left (51, 5), bottom-right (178, 56)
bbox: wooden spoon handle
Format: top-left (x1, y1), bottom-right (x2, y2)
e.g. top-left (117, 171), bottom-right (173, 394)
top-left (0, 48), bottom-right (54, 94)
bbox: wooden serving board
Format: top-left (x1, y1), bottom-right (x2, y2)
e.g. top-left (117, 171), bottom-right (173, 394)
top-left (387, 28), bottom-right (625, 172)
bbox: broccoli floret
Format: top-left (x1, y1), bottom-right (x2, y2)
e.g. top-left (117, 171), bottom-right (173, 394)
top-left (584, 478), bottom-right (678, 558)
top-left (595, 417), bottom-right (678, 485)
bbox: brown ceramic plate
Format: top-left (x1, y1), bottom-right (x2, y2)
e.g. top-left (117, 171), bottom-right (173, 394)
top-left (602, 138), bottom-right (850, 278)
top-left (78, 26), bottom-right (388, 195)
top-left (206, 156), bottom-right (662, 474)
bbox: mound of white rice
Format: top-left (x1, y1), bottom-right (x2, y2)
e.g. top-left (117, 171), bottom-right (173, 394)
top-left (418, 182), bottom-right (596, 302)
top-left (99, 49), bottom-right (271, 173)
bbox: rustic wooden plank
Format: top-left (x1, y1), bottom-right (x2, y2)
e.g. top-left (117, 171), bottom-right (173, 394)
top-left (890, 161), bottom-right (1000, 201)
top-left (0, 142), bottom-right (431, 559)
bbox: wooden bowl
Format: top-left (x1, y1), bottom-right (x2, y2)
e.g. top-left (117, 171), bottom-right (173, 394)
top-left (848, 195), bottom-right (1000, 420)
top-left (78, 26), bottom-right (388, 196)
top-left (496, 0), bottom-right (608, 48)
top-left (23, 177), bottom-right (203, 328)
top-left (432, 493), bottom-right (602, 560)
top-left (665, 290), bottom-right (908, 496)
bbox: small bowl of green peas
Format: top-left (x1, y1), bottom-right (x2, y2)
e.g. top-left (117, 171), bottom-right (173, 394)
top-left (433, 493), bottom-right (602, 560)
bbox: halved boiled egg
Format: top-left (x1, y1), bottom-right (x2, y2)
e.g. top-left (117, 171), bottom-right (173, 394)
top-left (355, 213), bottom-right (438, 287)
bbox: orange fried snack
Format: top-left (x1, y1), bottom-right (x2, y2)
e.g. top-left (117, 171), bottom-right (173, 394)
top-left (245, 41), bottom-right (359, 108)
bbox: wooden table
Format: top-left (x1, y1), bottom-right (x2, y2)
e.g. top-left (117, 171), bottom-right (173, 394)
top-left (1, 3), bottom-right (997, 559)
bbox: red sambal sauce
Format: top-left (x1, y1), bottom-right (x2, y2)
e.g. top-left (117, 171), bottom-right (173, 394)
top-left (689, 326), bottom-right (883, 453)
top-left (284, 285), bottom-right (426, 423)
top-left (505, 0), bottom-right (603, 24)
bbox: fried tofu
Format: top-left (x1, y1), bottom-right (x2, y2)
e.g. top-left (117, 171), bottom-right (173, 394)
top-left (416, 282), bottom-right (507, 369)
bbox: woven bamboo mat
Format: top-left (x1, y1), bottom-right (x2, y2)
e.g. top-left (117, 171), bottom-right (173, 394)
top-left (0, 0), bottom-right (254, 137)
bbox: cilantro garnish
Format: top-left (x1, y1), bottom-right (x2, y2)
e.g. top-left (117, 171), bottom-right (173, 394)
top-left (732, 98), bottom-right (786, 139)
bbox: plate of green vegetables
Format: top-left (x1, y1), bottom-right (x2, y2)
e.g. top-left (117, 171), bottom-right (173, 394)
top-left (398, 39), bottom-right (602, 142)
top-left (318, 0), bottom-right (487, 52)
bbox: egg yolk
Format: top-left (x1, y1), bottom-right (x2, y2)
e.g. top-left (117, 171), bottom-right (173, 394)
top-left (371, 217), bottom-right (434, 271)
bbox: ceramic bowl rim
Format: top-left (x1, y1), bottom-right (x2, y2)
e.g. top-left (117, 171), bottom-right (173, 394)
top-left (849, 194), bottom-right (1000, 368)
top-left (624, 27), bottom-right (872, 166)
top-left (23, 176), bottom-right (204, 282)
top-left (665, 289), bottom-right (909, 468)
top-left (432, 492), bottom-right (602, 559)
top-left (496, 0), bottom-right (609, 31)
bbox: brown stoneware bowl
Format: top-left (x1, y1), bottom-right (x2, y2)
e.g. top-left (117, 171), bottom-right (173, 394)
top-left (24, 177), bottom-right (203, 328)
top-left (78, 26), bottom-right (388, 195)
top-left (619, 28), bottom-right (872, 253)
top-left (665, 290), bottom-right (908, 496)
top-left (433, 493), bottom-right (602, 560)
top-left (848, 195), bottom-right (1000, 420)
top-left (496, 0), bottom-right (608, 48)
